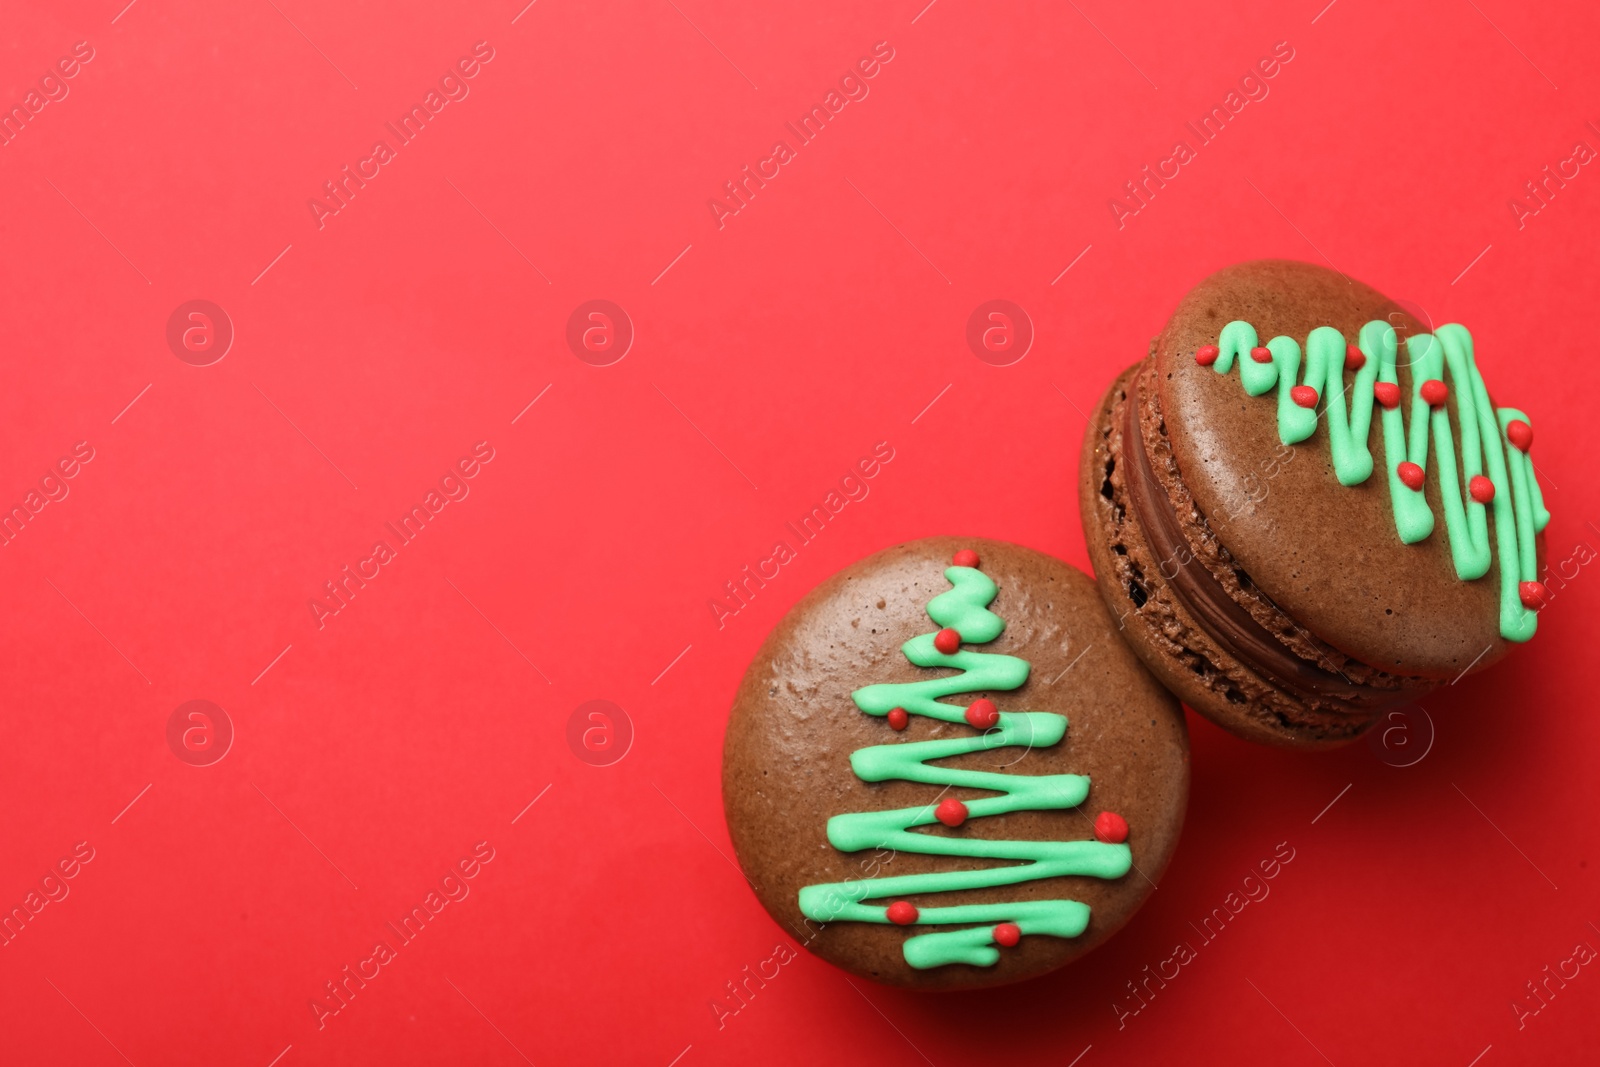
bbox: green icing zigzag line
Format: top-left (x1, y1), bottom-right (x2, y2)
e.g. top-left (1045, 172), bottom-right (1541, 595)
top-left (1211, 320), bottom-right (1550, 641)
top-left (797, 565), bottom-right (1129, 970)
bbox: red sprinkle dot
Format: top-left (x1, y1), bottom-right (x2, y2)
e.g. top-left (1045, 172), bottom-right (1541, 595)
top-left (965, 698), bottom-right (1000, 729)
top-left (886, 901), bottom-right (918, 926)
top-left (1469, 475), bottom-right (1495, 504)
top-left (1520, 581), bottom-right (1549, 611)
top-left (952, 548), bottom-right (980, 568)
top-left (1420, 379), bottom-right (1448, 407)
top-left (1345, 343), bottom-right (1366, 371)
top-left (992, 922), bottom-right (1021, 948)
top-left (1250, 346), bottom-right (1273, 364)
top-left (1291, 385), bottom-right (1319, 409)
top-left (1506, 419), bottom-right (1534, 452)
top-left (1094, 811), bottom-right (1129, 844)
top-left (1397, 461), bottom-right (1425, 492)
top-left (887, 707), bottom-right (909, 731)
top-left (1195, 344), bottom-right (1220, 366)
top-left (933, 628), bottom-right (961, 655)
top-left (1373, 382), bottom-right (1402, 410)
top-left (935, 798), bottom-right (969, 827)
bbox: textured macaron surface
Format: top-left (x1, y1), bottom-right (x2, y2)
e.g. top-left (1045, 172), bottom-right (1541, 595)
top-left (722, 538), bottom-right (1188, 990)
top-left (1151, 260), bottom-right (1543, 677)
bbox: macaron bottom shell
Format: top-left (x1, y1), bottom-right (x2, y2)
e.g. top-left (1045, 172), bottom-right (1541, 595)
top-left (1079, 365), bottom-right (1421, 748)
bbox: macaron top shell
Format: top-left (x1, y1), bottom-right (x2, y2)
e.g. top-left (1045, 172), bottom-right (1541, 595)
top-left (1153, 260), bottom-right (1523, 677)
top-left (721, 537), bottom-right (1188, 989)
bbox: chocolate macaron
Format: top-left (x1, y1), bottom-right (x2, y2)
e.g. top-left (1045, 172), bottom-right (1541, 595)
top-left (1081, 260), bottom-right (1550, 748)
top-left (722, 538), bottom-right (1188, 990)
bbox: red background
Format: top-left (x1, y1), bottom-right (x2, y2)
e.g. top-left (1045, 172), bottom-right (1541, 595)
top-left (2, 1), bottom-right (1597, 1063)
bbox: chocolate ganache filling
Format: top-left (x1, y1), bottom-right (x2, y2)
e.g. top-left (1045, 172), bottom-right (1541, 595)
top-left (1119, 368), bottom-right (1403, 712)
